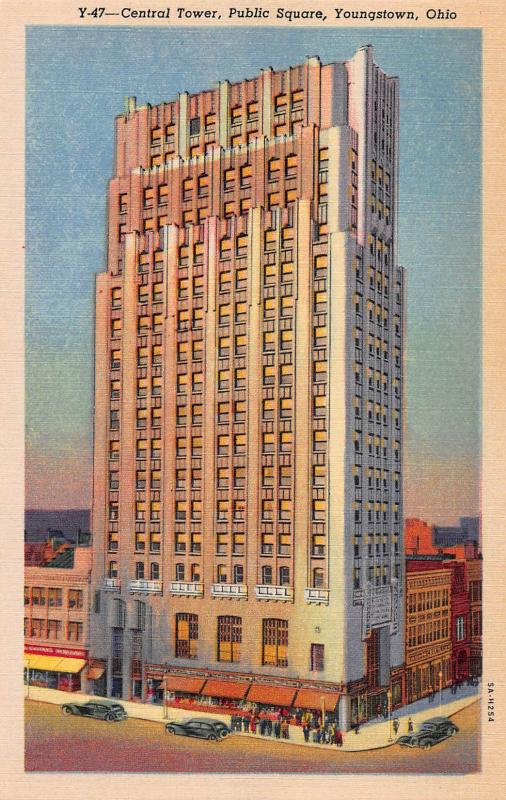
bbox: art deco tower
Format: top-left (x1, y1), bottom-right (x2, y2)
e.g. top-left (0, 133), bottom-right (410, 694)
top-left (90, 45), bottom-right (405, 728)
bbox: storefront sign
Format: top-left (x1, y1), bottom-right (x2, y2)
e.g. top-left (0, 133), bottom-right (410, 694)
top-left (24, 645), bottom-right (88, 659)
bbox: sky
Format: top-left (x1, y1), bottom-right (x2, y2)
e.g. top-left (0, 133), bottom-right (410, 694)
top-left (25, 26), bottom-right (481, 524)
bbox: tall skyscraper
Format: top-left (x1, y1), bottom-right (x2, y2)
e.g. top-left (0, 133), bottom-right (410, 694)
top-left (90, 45), bottom-right (405, 728)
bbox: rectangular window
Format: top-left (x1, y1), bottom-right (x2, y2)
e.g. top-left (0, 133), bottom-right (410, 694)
top-left (262, 618), bottom-right (288, 667)
top-left (175, 612), bottom-right (198, 658)
top-left (217, 615), bottom-right (242, 662)
top-left (68, 589), bottom-right (83, 610)
top-left (47, 588), bottom-right (62, 607)
top-left (67, 622), bottom-right (83, 642)
top-left (310, 643), bottom-right (324, 672)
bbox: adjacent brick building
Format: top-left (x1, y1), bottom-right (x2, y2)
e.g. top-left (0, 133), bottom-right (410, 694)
top-left (404, 559), bottom-right (452, 704)
top-left (24, 538), bottom-right (94, 692)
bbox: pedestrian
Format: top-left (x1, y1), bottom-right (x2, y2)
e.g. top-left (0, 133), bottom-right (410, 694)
top-left (303, 723), bottom-right (310, 743)
top-left (354, 722), bottom-right (360, 735)
top-left (242, 715), bottom-right (249, 733)
top-left (274, 720), bottom-right (281, 739)
top-left (392, 717), bottom-right (399, 736)
top-left (281, 719), bottom-right (290, 740)
top-left (335, 728), bottom-right (343, 747)
top-left (266, 718), bottom-right (273, 736)
top-left (407, 717), bottom-right (413, 733)
top-left (259, 718), bottom-right (266, 736)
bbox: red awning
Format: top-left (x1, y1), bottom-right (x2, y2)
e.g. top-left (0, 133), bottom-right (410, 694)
top-left (246, 684), bottom-right (297, 707)
top-left (293, 688), bottom-right (340, 711)
top-left (87, 661), bottom-right (105, 681)
top-left (164, 676), bottom-right (206, 694)
top-left (201, 679), bottom-right (250, 700)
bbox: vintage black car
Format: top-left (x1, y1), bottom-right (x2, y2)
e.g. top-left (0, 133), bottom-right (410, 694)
top-left (397, 716), bottom-right (459, 749)
top-left (61, 700), bottom-right (127, 722)
top-left (165, 718), bottom-right (230, 740)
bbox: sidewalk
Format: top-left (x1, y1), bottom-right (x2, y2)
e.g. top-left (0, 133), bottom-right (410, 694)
top-left (25, 682), bottom-right (480, 753)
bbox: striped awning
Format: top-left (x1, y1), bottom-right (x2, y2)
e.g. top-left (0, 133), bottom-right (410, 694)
top-left (246, 684), bottom-right (297, 707)
top-left (201, 679), bottom-right (249, 700)
top-left (24, 655), bottom-right (86, 674)
top-left (293, 688), bottom-right (340, 711)
top-left (164, 675), bottom-right (206, 694)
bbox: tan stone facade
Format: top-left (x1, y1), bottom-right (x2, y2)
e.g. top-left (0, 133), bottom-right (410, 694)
top-left (90, 46), bottom-right (405, 727)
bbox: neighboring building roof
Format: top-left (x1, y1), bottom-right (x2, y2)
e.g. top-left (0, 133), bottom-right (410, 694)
top-left (41, 546), bottom-right (75, 569)
top-left (24, 509), bottom-right (90, 543)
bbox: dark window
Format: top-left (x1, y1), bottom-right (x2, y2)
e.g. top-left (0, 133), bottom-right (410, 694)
top-left (189, 117), bottom-right (201, 136)
top-left (310, 643), bottom-right (324, 671)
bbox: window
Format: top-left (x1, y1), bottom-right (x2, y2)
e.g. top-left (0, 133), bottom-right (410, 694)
top-left (310, 643), bottom-right (324, 672)
top-left (135, 562), bottom-right (145, 580)
top-left (240, 164), bottom-right (252, 188)
top-left (312, 568), bottom-right (324, 588)
top-left (68, 589), bottom-right (83, 610)
top-left (47, 620), bottom-right (61, 641)
top-left (279, 566), bottom-right (290, 586)
top-left (285, 154), bottom-right (297, 177)
top-left (47, 588), bottom-right (62, 607)
top-left (262, 565), bottom-right (273, 585)
top-left (151, 563), bottom-right (160, 581)
top-left (31, 587), bottom-right (45, 606)
top-left (217, 615), bottom-right (242, 662)
top-left (233, 565), bottom-right (244, 585)
top-left (175, 613), bottom-right (198, 658)
top-left (456, 615), bottom-right (466, 642)
top-left (30, 619), bottom-right (44, 638)
top-left (262, 618), bottom-right (288, 667)
top-left (67, 622), bottom-right (83, 642)
top-left (189, 117), bottom-right (200, 136)
top-left (268, 157), bottom-right (281, 181)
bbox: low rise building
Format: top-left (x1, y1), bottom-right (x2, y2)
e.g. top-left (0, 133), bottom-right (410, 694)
top-left (24, 536), bottom-right (96, 692)
top-left (405, 558), bottom-right (452, 704)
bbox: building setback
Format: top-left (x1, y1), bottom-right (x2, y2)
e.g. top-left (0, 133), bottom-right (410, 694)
top-left (89, 45), bottom-right (405, 729)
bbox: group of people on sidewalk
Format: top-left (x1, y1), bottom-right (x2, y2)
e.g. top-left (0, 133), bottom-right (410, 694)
top-left (230, 713), bottom-right (291, 739)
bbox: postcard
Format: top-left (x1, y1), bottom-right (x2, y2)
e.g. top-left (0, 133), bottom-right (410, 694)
top-left (0, 1), bottom-right (505, 798)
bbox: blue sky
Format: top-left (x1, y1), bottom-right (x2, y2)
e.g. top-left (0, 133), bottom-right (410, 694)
top-left (25, 26), bottom-right (481, 522)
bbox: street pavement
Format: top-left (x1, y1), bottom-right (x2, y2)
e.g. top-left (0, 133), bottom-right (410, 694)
top-left (25, 699), bottom-right (479, 773)
top-left (25, 680), bottom-right (480, 752)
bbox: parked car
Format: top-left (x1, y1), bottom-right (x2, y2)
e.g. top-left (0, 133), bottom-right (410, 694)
top-left (61, 699), bottom-right (127, 722)
top-left (397, 716), bottom-right (459, 749)
top-left (165, 718), bottom-right (231, 740)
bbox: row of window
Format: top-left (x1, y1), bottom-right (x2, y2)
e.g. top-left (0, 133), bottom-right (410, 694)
top-left (24, 618), bottom-right (83, 642)
top-left (406, 589), bottom-right (450, 613)
top-left (24, 587), bottom-right (83, 609)
top-left (406, 619), bottom-right (450, 647)
top-left (174, 614), bottom-right (300, 668)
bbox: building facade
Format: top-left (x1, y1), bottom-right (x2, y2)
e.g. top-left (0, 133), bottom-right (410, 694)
top-left (89, 45), bottom-right (405, 729)
top-left (24, 541), bottom-right (93, 692)
top-left (466, 553), bottom-right (482, 676)
top-left (405, 559), bottom-right (452, 704)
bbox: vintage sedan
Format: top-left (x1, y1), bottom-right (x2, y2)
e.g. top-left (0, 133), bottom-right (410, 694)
top-left (397, 716), bottom-right (459, 749)
top-left (61, 699), bottom-right (128, 722)
top-left (165, 718), bottom-right (230, 740)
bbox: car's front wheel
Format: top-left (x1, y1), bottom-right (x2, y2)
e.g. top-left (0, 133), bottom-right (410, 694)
top-left (166, 727), bottom-right (176, 735)
top-left (421, 740), bottom-right (432, 750)
top-left (447, 727), bottom-right (456, 736)
top-left (207, 733), bottom-right (217, 741)
top-left (61, 706), bottom-right (73, 715)
top-left (105, 713), bottom-right (116, 722)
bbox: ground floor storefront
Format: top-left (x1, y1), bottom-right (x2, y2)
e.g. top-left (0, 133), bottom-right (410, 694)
top-left (24, 645), bottom-right (89, 693)
top-left (405, 654), bottom-right (452, 705)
